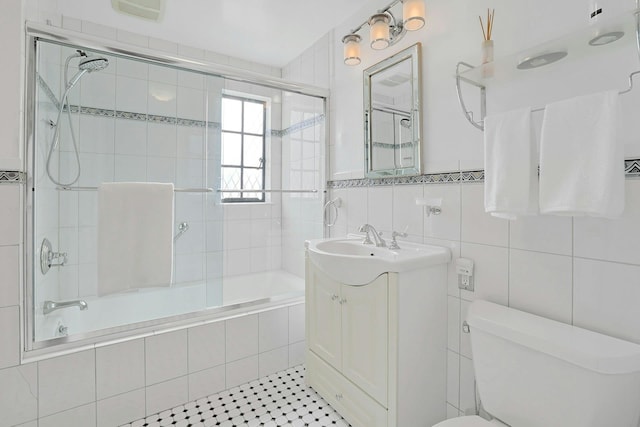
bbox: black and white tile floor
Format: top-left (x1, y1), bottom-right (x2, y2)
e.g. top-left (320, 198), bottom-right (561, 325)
top-left (121, 365), bottom-right (350, 427)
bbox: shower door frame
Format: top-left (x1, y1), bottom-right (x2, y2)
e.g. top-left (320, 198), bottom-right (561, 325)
top-left (23, 22), bottom-right (330, 355)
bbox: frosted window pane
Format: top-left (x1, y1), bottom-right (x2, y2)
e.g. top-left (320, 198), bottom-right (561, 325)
top-left (244, 135), bottom-right (263, 168)
top-left (243, 101), bottom-right (264, 135)
top-left (222, 132), bottom-right (241, 166)
top-left (222, 98), bottom-right (242, 132)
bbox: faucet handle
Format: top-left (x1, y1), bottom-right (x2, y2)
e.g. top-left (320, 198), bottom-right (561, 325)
top-left (389, 231), bottom-right (408, 250)
top-left (359, 224), bottom-right (374, 245)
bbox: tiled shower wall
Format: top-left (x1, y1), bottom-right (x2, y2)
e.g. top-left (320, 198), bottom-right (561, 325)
top-left (35, 38), bottom-right (286, 306)
top-left (280, 36), bottom-right (328, 278)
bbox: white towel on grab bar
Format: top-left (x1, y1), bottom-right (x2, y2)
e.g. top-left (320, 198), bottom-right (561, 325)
top-left (484, 107), bottom-right (539, 220)
top-left (539, 90), bottom-right (624, 218)
top-left (97, 182), bottom-right (174, 296)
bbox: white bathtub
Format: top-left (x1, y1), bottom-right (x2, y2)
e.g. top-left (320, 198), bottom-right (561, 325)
top-left (35, 270), bottom-right (304, 342)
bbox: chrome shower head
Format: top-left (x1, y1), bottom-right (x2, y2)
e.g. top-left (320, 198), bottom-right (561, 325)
top-left (65, 55), bottom-right (109, 90)
top-left (78, 55), bottom-right (109, 72)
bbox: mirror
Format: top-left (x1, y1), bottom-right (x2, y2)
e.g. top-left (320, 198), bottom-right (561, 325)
top-left (364, 43), bottom-right (422, 178)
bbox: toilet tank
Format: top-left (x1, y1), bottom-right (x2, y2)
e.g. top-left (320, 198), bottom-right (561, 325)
top-left (467, 300), bottom-right (640, 427)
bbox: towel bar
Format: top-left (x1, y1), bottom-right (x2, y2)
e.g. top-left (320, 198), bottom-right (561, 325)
top-left (217, 189), bottom-right (318, 193)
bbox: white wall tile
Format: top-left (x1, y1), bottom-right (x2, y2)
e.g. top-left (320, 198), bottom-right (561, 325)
top-left (176, 126), bottom-right (205, 159)
top-left (81, 72), bottom-right (116, 110)
top-left (459, 243), bottom-right (509, 304)
top-left (259, 346), bottom-right (289, 377)
top-left (39, 403), bottom-right (96, 427)
top-left (177, 87), bottom-right (205, 121)
top-left (259, 307), bottom-right (288, 353)
top-left (148, 82), bottom-right (177, 117)
top-left (116, 29), bottom-right (149, 48)
top-left (79, 115), bottom-right (115, 154)
top-left (188, 365), bottom-right (225, 400)
top-left (116, 57), bottom-right (149, 80)
top-left (145, 376), bottom-right (188, 416)
top-left (226, 315), bottom-right (259, 362)
top-left (510, 215), bottom-right (572, 255)
top-left (447, 296), bottom-right (460, 352)
top-left (367, 186), bottom-right (392, 234)
top-left (574, 181), bottom-right (640, 265)
top-left (147, 157), bottom-right (177, 183)
top-left (288, 342), bottom-right (305, 367)
top-left (38, 349), bottom-right (96, 417)
top-left (114, 155), bottom-right (147, 182)
top-left (115, 119), bottom-right (147, 156)
top-left (145, 330), bottom-right (188, 385)
top-left (226, 355), bottom-right (259, 388)
top-left (116, 76), bottom-right (148, 113)
top-left (461, 184), bottom-right (508, 246)
top-left (425, 237), bottom-right (461, 297)
top-left (96, 339), bottom-right (145, 399)
top-left (97, 389), bottom-right (145, 427)
top-left (509, 249), bottom-right (573, 324)
top-left (392, 184), bottom-right (423, 237)
top-left (0, 364), bottom-right (38, 426)
top-left (459, 300), bottom-right (472, 359)
top-left (0, 245), bottom-right (19, 307)
top-left (81, 21), bottom-right (116, 39)
top-left (147, 122), bottom-right (177, 157)
top-left (458, 356), bottom-right (476, 415)
top-left (188, 321), bottom-right (225, 373)
top-left (288, 304), bottom-right (305, 344)
top-left (0, 186), bottom-right (20, 245)
top-left (0, 306), bottom-right (20, 369)
top-left (424, 183), bottom-right (461, 241)
top-left (447, 350), bottom-right (460, 408)
top-left (574, 258), bottom-right (640, 344)
top-left (148, 38), bottom-right (178, 55)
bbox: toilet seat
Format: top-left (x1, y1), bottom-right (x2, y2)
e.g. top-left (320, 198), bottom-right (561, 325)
top-left (433, 415), bottom-right (508, 427)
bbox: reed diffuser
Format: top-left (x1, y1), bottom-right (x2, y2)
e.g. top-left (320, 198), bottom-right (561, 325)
top-left (479, 8), bottom-right (495, 76)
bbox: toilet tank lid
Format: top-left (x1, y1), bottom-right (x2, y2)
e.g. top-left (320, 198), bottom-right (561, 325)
top-left (467, 300), bottom-right (640, 374)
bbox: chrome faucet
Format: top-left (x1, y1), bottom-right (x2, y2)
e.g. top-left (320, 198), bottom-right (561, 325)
top-left (359, 224), bottom-right (386, 247)
top-left (43, 300), bottom-right (88, 315)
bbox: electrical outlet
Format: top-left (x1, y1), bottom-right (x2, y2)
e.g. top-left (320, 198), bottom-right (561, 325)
top-left (456, 258), bottom-right (474, 291)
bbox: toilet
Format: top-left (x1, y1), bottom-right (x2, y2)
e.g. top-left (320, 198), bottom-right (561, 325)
top-left (435, 300), bottom-right (640, 427)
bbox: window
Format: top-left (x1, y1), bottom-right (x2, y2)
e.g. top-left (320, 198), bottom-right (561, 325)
top-left (220, 95), bottom-right (266, 202)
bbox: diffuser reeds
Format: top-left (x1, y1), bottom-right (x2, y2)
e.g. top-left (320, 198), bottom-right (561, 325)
top-left (479, 8), bottom-right (495, 41)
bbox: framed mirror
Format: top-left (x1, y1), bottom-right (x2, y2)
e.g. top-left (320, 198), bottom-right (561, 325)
top-left (364, 43), bottom-right (422, 178)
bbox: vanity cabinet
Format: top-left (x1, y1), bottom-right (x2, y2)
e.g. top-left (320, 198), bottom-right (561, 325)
top-left (305, 256), bottom-right (448, 427)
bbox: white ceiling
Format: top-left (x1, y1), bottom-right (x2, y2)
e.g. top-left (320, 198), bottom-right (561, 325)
top-left (56, 0), bottom-right (373, 67)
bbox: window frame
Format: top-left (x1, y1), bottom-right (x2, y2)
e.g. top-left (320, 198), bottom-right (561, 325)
top-left (220, 94), bottom-right (267, 203)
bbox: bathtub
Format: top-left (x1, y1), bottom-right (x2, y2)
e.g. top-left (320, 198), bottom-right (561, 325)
top-left (35, 270), bottom-right (304, 343)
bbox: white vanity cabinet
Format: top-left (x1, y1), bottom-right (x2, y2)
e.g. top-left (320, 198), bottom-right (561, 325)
top-left (305, 254), bottom-right (449, 427)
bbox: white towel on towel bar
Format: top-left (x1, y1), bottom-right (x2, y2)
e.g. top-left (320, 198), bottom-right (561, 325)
top-left (97, 182), bottom-right (174, 296)
top-left (539, 90), bottom-right (624, 218)
top-left (484, 107), bottom-right (538, 220)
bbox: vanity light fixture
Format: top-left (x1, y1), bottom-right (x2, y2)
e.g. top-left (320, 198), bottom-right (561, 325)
top-left (342, 0), bottom-right (426, 65)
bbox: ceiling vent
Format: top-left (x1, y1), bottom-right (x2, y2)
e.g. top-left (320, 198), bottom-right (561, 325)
top-left (111, 0), bottom-right (165, 22)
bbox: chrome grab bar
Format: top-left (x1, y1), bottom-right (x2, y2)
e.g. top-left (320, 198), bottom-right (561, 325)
top-left (43, 299), bottom-right (88, 315)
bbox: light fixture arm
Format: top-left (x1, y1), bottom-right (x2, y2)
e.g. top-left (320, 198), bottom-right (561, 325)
top-left (347, 0), bottom-right (403, 37)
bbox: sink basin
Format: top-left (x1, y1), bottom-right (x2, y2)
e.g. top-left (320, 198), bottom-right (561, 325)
top-left (305, 237), bottom-right (451, 285)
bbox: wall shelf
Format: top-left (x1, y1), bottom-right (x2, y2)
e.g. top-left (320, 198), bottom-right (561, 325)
top-left (456, 7), bottom-right (640, 130)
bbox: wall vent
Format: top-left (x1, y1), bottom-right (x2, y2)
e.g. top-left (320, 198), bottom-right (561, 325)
top-left (111, 0), bottom-right (165, 22)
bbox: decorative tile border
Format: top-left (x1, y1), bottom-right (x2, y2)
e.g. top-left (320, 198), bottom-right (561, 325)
top-left (328, 160), bottom-right (640, 189)
top-left (0, 171), bottom-right (26, 184)
top-left (36, 73), bottom-right (322, 139)
top-left (625, 159), bottom-right (640, 177)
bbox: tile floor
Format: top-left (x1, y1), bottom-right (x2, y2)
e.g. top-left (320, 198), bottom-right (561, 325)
top-left (122, 365), bottom-right (350, 427)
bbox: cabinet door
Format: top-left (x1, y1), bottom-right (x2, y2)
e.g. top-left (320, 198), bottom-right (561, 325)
top-left (307, 265), bottom-right (342, 369)
top-left (341, 274), bottom-right (388, 406)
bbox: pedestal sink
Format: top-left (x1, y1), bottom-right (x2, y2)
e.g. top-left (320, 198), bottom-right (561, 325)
top-left (305, 236), bottom-right (450, 285)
